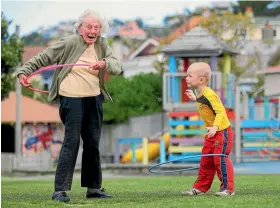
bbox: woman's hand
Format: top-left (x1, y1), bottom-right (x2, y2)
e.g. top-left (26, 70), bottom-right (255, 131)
top-left (18, 74), bottom-right (32, 88)
top-left (88, 61), bottom-right (106, 71)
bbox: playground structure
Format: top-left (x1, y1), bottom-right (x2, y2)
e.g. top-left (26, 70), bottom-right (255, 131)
top-left (115, 95), bottom-right (280, 164)
top-left (114, 27), bottom-right (280, 165)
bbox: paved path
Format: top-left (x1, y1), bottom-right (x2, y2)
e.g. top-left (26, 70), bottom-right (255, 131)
top-left (234, 161), bottom-right (280, 174)
top-left (2, 161), bottom-right (280, 181)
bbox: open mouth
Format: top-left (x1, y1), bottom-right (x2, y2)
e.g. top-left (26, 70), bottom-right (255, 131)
top-left (88, 34), bottom-right (96, 40)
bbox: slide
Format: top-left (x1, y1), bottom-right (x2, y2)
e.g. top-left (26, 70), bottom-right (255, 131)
top-left (120, 124), bottom-right (187, 163)
top-left (120, 132), bottom-right (170, 163)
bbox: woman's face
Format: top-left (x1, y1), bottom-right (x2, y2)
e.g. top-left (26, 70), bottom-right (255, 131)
top-left (79, 16), bottom-right (101, 45)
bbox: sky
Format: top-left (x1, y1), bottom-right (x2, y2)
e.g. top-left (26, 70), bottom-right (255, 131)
top-left (1, 0), bottom-right (226, 37)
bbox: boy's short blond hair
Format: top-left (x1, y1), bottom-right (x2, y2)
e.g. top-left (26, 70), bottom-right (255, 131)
top-left (188, 62), bottom-right (211, 83)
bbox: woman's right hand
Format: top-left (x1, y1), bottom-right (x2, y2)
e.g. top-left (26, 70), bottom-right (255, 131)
top-left (19, 74), bottom-right (32, 88)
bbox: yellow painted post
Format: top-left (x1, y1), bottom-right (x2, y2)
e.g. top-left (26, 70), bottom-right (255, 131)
top-left (142, 137), bottom-right (149, 165)
top-left (223, 53), bottom-right (231, 96)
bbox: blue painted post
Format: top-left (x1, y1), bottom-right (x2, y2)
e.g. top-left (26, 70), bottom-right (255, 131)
top-left (168, 56), bottom-right (179, 103)
top-left (249, 97), bottom-right (255, 120)
top-left (210, 56), bottom-right (218, 71)
top-left (131, 143), bottom-right (137, 163)
top-left (264, 97), bottom-right (270, 119)
top-left (160, 139), bottom-right (166, 163)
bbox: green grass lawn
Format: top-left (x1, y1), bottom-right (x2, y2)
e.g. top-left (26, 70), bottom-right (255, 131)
top-left (2, 175), bottom-right (280, 208)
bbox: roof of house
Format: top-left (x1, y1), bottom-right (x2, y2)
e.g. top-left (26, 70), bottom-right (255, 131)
top-left (119, 21), bottom-right (147, 37)
top-left (159, 15), bottom-right (203, 45)
top-left (23, 46), bottom-right (47, 63)
top-left (257, 65), bottom-right (280, 74)
top-left (1, 92), bottom-right (61, 123)
top-left (161, 26), bottom-right (239, 57)
top-left (128, 38), bottom-right (159, 60)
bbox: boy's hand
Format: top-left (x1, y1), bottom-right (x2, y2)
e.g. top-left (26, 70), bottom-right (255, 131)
top-left (185, 90), bottom-right (196, 102)
top-left (206, 126), bottom-right (218, 138)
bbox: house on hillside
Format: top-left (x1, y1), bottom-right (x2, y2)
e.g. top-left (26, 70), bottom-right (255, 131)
top-left (242, 7), bottom-right (280, 41)
top-left (257, 65), bottom-right (280, 97)
top-left (122, 38), bottom-right (161, 77)
top-left (119, 21), bottom-right (147, 40)
top-left (216, 7), bottom-right (280, 75)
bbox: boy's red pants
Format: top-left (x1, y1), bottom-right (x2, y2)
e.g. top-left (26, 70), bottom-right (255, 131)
top-left (193, 126), bottom-right (234, 193)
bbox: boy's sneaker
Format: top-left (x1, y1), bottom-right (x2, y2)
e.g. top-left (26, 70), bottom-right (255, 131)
top-left (215, 190), bottom-right (235, 196)
top-left (181, 188), bottom-right (205, 196)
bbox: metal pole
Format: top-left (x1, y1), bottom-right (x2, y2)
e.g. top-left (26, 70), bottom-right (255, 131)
top-left (161, 70), bottom-right (164, 142)
top-left (235, 84), bottom-right (241, 163)
top-left (15, 25), bottom-right (22, 161)
top-left (243, 92), bottom-right (249, 119)
top-left (160, 139), bottom-right (166, 163)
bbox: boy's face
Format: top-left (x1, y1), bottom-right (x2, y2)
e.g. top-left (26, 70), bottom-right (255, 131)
top-left (185, 67), bottom-right (206, 88)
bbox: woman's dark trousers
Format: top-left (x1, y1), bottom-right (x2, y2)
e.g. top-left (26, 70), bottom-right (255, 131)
top-left (54, 95), bottom-right (103, 191)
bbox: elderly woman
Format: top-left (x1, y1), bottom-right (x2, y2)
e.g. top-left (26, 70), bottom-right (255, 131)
top-left (18, 10), bottom-right (122, 202)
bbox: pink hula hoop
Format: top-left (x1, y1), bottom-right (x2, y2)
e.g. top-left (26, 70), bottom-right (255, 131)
top-left (25, 63), bottom-right (91, 94)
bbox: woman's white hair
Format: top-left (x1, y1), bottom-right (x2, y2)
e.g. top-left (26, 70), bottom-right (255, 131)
top-left (73, 9), bottom-right (109, 35)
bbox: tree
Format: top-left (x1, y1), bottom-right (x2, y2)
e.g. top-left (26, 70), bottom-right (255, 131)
top-left (121, 37), bottom-right (140, 51)
top-left (200, 11), bottom-right (258, 78)
top-left (152, 55), bottom-right (168, 74)
top-left (1, 12), bottom-right (24, 100)
top-left (268, 47), bottom-right (280, 66)
top-left (1, 12), bottom-right (49, 102)
top-left (103, 73), bottom-right (162, 124)
top-left (111, 18), bottom-right (124, 27)
top-left (22, 32), bottom-right (49, 46)
top-left (232, 1), bottom-right (280, 16)
top-left (201, 11), bottom-right (256, 49)
top-left (135, 17), bottom-right (144, 29)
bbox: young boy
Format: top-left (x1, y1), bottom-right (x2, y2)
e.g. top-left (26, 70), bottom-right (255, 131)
top-left (182, 62), bottom-right (235, 196)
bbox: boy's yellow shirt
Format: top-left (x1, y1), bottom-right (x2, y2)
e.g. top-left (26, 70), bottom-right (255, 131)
top-left (196, 87), bottom-right (230, 131)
